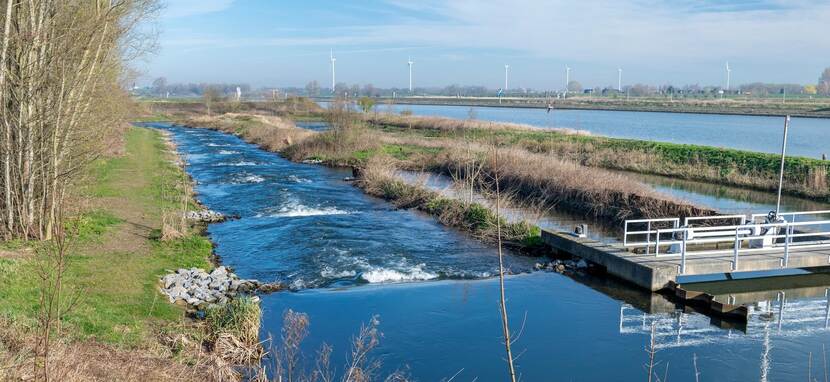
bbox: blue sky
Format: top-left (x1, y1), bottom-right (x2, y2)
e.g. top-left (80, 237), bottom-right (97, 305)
top-left (138, 0), bottom-right (830, 89)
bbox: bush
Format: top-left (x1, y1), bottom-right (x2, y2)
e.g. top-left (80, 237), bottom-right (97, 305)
top-left (205, 296), bottom-right (261, 346)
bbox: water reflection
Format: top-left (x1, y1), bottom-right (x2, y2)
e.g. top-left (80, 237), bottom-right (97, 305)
top-left (627, 171), bottom-right (830, 216)
top-left (620, 276), bottom-right (830, 350)
top-left (395, 170), bottom-right (623, 242)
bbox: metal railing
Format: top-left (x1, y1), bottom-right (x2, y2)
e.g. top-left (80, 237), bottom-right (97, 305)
top-left (750, 210), bottom-right (830, 224)
top-left (623, 218), bottom-right (680, 255)
top-left (624, 213), bottom-right (830, 275)
top-left (684, 214), bottom-right (746, 227)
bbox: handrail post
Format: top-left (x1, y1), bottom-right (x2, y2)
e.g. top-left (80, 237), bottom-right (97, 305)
top-left (624, 221), bottom-right (629, 247)
top-left (783, 223), bottom-right (791, 267)
top-left (733, 228), bottom-right (740, 271)
top-left (680, 229), bottom-right (687, 274)
top-left (646, 221), bottom-right (651, 255)
top-left (655, 230), bottom-right (661, 256)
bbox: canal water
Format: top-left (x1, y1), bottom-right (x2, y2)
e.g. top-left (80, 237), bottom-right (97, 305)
top-left (353, 103), bottom-right (830, 159)
top-left (150, 122), bottom-right (830, 381)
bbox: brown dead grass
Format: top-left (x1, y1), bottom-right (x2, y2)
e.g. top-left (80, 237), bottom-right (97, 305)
top-left (182, 113), bottom-right (315, 152)
top-left (362, 112), bottom-right (590, 136)
top-left (433, 147), bottom-right (713, 222)
top-left (0, 318), bottom-right (227, 382)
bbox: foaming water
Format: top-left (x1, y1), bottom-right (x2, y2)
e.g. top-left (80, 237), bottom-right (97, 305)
top-left (149, 122), bottom-right (536, 290)
top-left (142, 122), bottom-right (830, 381)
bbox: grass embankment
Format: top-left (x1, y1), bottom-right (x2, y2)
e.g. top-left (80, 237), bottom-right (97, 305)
top-left (359, 159), bottom-right (543, 251)
top-left (282, 124), bottom-right (712, 223)
top-left (375, 96), bottom-right (830, 118)
top-left (141, 98), bottom-right (324, 121)
top-left (361, 113), bottom-right (830, 201)
top-left (0, 127), bottom-right (254, 380)
top-left (181, 113), bottom-right (314, 152)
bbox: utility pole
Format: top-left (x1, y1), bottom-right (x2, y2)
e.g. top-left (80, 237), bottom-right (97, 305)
top-left (618, 68), bottom-right (622, 92)
top-left (565, 66), bottom-right (571, 98)
top-left (408, 57), bottom-right (413, 93)
top-left (504, 64), bottom-right (509, 92)
top-left (775, 116), bottom-right (790, 216)
top-left (330, 49), bottom-right (336, 93)
top-left (726, 62), bottom-right (731, 92)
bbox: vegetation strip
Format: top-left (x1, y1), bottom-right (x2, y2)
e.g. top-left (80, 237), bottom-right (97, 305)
top-left (359, 113), bottom-right (830, 201)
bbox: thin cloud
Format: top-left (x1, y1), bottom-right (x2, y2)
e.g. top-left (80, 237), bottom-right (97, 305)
top-left (162, 0), bottom-right (235, 18)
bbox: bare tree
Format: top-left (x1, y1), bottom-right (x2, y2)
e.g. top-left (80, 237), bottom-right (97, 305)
top-left (152, 76), bottom-right (167, 96)
top-left (33, 211), bottom-right (83, 380)
top-left (306, 80), bottom-right (320, 97)
top-left (0, 0), bottom-right (160, 240)
top-left (204, 86), bottom-right (220, 116)
top-left (819, 67), bottom-right (830, 95)
top-left (491, 141), bottom-right (517, 382)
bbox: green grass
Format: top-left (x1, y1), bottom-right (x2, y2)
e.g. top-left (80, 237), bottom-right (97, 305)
top-left (370, 123), bottom-right (830, 200)
top-left (0, 127), bottom-right (213, 346)
top-left (131, 113), bottom-right (174, 122)
top-left (352, 144), bottom-right (442, 162)
top-left (367, 175), bottom-right (541, 251)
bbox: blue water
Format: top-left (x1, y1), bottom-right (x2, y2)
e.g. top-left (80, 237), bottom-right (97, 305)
top-left (150, 123), bottom-right (535, 290)
top-left (353, 103), bottom-right (830, 159)
top-left (149, 122), bottom-right (830, 381)
top-left (263, 273), bottom-right (830, 382)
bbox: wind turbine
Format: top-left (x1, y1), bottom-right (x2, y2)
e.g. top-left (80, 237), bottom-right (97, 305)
top-left (565, 65), bottom-right (571, 97)
top-left (725, 62), bottom-right (731, 92)
top-left (618, 68), bottom-right (622, 92)
top-left (330, 49), bottom-right (336, 93)
top-left (504, 64), bottom-right (510, 92)
top-left (408, 57), bottom-right (413, 93)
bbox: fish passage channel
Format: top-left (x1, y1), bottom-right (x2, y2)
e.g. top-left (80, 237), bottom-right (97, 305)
top-left (149, 123), bottom-right (830, 381)
top-left (151, 123), bottom-right (535, 290)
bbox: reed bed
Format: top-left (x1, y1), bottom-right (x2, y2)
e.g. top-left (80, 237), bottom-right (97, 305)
top-left (358, 157), bottom-right (540, 247)
top-left (362, 114), bottom-right (830, 201)
top-left (183, 113), bottom-right (314, 152)
top-left (429, 146), bottom-right (714, 222)
top-left (362, 112), bottom-right (590, 135)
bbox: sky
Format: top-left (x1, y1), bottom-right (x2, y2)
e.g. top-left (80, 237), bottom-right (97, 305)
top-left (137, 0), bottom-right (830, 90)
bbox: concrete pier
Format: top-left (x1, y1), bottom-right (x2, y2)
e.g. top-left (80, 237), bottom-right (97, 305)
top-left (541, 228), bottom-right (830, 292)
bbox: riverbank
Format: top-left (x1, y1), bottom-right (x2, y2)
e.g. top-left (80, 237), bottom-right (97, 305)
top-left (334, 96), bottom-right (830, 119)
top-left (175, 112), bottom-right (710, 229)
top-left (0, 127), bottom-right (256, 380)
top-left (360, 113), bottom-right (830, 201)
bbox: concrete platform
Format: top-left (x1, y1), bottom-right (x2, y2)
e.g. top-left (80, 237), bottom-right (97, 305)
top-left (541, 228), bottom-right (830, 291)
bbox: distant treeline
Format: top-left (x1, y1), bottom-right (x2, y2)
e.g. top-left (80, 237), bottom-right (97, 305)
top-left (142, 80), bottom-right (253, 97)
top-left (141, 66), bottom-right (830, 99)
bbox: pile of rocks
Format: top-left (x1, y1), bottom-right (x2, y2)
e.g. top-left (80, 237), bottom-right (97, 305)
top-left (185, 210), bottom-right (226, 223)
top-left (160, 266), bottom-right (261, 308)
top-left (534, 258), bottom-right (589, 274)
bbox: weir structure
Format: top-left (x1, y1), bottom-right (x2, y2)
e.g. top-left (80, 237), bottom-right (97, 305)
top-left (541, 210), bottom-right (830, 293)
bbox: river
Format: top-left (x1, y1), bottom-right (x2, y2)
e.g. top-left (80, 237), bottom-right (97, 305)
top-left (150, 122), bottom-right (830, 381)
top-left (349, 103), bottom-right (830, 159)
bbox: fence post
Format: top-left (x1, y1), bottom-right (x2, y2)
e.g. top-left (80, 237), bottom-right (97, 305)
top-left (680, 229), bottom-right (687, 274)
top-left (733, 229), bottom-right (740, 271)
top-left (655, 230), bottom-right (661, 257)
top-left (646, 221), bottom-right (652, 256)
top-left (783, 224), bottom-right (791, 267)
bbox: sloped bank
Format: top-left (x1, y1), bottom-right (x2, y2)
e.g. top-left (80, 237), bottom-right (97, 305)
top-left (175, 113), bottom-right (712, 249)
top-left (361, 113), bottom-right (830, 202)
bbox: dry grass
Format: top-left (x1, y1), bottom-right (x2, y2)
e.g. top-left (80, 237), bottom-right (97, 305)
top-left (357, 131), bottom-right (714, 222)
top-left (362, 112), bottom-right (590, 136)
top-left (183, 113), bottom-right (315, 152)
top-left (430, 146), bottom-right (713, 222)
top-left (283, 125), bottom-right (386, 165)
top-left (358, 157), bottom-right (539, 245)
top-left (0, 318), bottom-right (224, 381)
